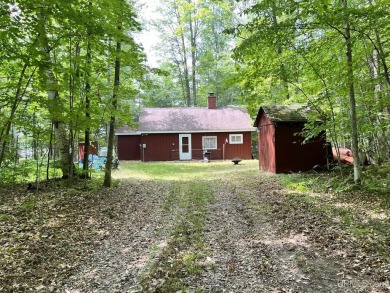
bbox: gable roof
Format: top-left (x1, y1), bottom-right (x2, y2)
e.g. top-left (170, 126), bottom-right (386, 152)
top-left (138, 107), bottom-right (255, 133)
top-left (254, 104), bottom-right (310, 126)
top-left (116, 107), bottom-right (255, 135)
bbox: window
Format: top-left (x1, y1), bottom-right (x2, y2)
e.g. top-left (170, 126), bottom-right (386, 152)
top-left (202, 136), bottom-right (217, 150)
top-left (229, 134), bottom-right (243, 144)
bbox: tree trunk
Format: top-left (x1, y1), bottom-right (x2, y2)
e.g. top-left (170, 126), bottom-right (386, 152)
top-left (45, 64), bottom-right (71, 177)
top-left (0, 64), bottom-right (28, 168)
top-left (189, 8), bottom-right (197, 106)
top-left (38, 7), bottom-right (71, 177)
top-left (180, 31), bottom-right (191, 107)
top-left (104, 28), bottom-right (121, 187)
top-left (343, 0), bottom-right (361, 184)
top-left (271, 6), bottom-right (290, 100)
top-left (174, 4), bottom-right (191, 107)
top-left (83, 38), bottom-right (92, 175)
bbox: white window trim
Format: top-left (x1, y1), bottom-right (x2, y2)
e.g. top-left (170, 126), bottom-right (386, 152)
top-left (202, 136), bottom-right (217, 150)
top-left (229, 134), bottom-right (243, 144)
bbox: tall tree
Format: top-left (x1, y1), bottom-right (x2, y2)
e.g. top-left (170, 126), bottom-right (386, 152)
top-left (0, 0), bottom-right (144, 181)
top-left (232, 0), bottom-right (390, 182)
top-left (146, 0), bottom-right (240, 107)
top-left (342, 0), bottom-right (361, 184)
top-left (104, 0), bottom-right (144, 187)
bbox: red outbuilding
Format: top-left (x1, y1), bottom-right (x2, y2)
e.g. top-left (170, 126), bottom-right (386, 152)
top-left (78, 141), bottom-right (98, 161)
top-left (116, 94), bottom-right (255, 161)
top-left (253, 104), bottom-right (328, 173)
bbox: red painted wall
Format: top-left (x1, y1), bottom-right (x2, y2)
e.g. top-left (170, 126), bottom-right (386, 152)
top-left (191, 132), bottom-right (252, 160)
top-left (78, 141), bottom-right (98, 160)
top-left (224, 132), bottom-right (252, 160)
top-left (275, 124), bottom-right (327, 173)
top-left (140, 133), bottom-right (179, 161)
top-left (117, 132), bottom-right (252, 161)
top-left (255, 109), bottom-right (327, 173)
top-left (256, 112), bottom-right (276, 172)
top-left (117, 135), bottom-right (141, 160)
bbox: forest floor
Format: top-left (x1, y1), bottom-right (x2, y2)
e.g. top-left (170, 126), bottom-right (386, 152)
top-left (0, 160), bottom-right (389, 292)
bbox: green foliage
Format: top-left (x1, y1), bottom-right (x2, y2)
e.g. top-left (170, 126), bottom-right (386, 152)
top-left (0, 159), bottom-right (62, 185)
top-left (361, 163), bottom-right (390, 195)
top-left (280, 163), bottom-right (390, 196)
top-left (0, 214), bottom-right (9, 222)
top-left (143, 0), bottom-right (242, 107)
top-left (320, 165), bottom-right (390, 194)
top-left (19, 200), bottom-right (37, 212)
top-left (0, 0), bottom-right (145, 178)
top-left (286, 181), bottom-right (310, 193)
top-left (231, 0), bottom-right (390, 170)
top-left (66, 189), bottom-right (82, 197)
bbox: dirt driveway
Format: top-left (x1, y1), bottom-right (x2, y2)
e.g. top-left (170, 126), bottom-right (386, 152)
top-left (55, 161), bottom-right (388, 293)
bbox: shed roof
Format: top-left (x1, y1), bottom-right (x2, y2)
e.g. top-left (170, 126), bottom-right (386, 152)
top-left (254, 104), bottom-right (310, 126)
top-left (137, 107), bottom-right (255, 133)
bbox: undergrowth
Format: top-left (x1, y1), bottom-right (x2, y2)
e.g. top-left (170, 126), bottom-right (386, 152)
top-left (277, 163), bottom-right (390, 281)
top-left (280, 163), bottom-right (390, 196)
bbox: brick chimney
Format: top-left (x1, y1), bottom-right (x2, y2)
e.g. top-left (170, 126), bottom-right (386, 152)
top-left (208, 92), bottom-right (217, 109)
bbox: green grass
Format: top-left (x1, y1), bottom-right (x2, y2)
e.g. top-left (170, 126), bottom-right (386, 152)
top-left (0, 213), bottom-right (9, 222)
top-left (141, 180), bottom-right (215, 292)
top-left (19, 200), bottom-right (37, 211)
top-left (114, 160), bottom-right (259, 181)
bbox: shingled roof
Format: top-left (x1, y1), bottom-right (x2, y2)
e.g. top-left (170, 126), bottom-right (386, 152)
top-left (115, 125), bottom-right (139, 135)
top-left (116, 107), bottom-right (255, 135)
top-left (254, 104), bottom-right (310, 126)
top-left (138, 107), bottom-right (254, 133)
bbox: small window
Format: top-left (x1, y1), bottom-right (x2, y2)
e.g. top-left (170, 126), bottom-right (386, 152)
top-left (202, 136), bottom-right (217, 150)
top-left (229, 134), bottom-right (243, 144)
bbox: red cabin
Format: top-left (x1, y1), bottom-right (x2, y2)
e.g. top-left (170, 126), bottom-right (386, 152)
top-left (253, 104), bottom-right (328, 173)
top-left (116, 94), bottom-right (255, 161)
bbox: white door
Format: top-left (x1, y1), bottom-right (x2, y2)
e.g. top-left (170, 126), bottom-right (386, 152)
top-left (179, 134), bottom-right (192, 160)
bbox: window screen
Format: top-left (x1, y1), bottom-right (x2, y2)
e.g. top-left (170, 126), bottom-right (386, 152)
top-left (202, 136), bottom-right (217, 149)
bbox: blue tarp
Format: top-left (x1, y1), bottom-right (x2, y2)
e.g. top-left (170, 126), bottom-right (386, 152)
top-left (78, 154), bottom-right (106, 171)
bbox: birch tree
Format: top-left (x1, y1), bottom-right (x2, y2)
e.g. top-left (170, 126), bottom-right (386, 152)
top-left (0, 0), bottom-right (144, 181)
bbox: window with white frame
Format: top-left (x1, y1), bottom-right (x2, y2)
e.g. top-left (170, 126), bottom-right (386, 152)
top-left (202, 136), bottom-right (217, 150)
top-left (229, 134), bottom-right (243, 144)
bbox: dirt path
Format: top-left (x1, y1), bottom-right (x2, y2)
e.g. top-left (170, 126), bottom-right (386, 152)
top-left (57, 173), bottom-right (388, 293)
top-left (58, 180), bottom-right (173, 292)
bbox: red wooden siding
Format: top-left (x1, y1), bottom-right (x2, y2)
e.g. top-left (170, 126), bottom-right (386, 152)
top-left (224, 133), bottom-right (252, 160)
top-left (117, 132), bottom-right (252, 161)
top-left (255, 108), bottom-right (327, 173)
top-left (275, 124), bottom-right (327, 173)
top-left (185, 133), bottom-right (251, 160)
top-left (256, 112), bottom-right (276, 172)
top-left (141, 133), bottom-right (179, 161)
top-left (78, 141), bottom-right (98, 160)
top-left (117, 135), bottom-right (141, 160)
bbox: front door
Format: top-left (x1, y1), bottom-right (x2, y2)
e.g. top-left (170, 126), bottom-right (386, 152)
top-left (179, 134), bottom-right (192, 160)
